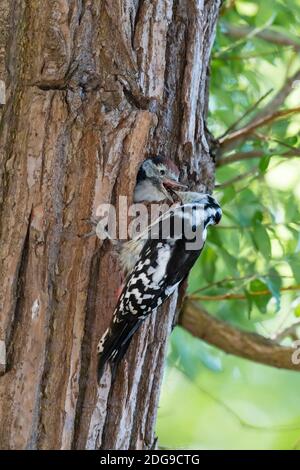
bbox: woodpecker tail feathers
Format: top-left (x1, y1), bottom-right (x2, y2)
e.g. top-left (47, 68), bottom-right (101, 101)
top-left (97, 317), bottom-right (142, 383)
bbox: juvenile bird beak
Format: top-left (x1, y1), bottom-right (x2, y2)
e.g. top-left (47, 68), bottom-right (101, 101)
top-left (162, 178), bottom-right (187, 190)
top-left (159, 182), bottom-right (175, 202)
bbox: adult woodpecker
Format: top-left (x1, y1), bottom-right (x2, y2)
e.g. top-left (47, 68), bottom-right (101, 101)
top-left (97, 156), bottom-right (222, 382)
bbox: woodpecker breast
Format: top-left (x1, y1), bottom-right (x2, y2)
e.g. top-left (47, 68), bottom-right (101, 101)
top-left (134, 179), bottom-right (168, 202)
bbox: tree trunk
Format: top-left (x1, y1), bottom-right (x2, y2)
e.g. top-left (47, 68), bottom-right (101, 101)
top-left (0, 0), bottom-right (220, 450)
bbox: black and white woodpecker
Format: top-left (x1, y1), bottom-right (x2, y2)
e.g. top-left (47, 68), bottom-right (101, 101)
top-left (97, 156), bottom-right (222, 382)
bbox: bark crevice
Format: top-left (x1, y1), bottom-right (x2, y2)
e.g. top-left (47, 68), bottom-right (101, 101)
top-left (6, 207), bottom-right (32, 372)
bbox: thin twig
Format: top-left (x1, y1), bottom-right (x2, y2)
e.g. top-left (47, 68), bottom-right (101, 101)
top-left (191, 275), bottom-right (256, 293)
top-left (219, 89), bottom-right (273, 139)
top-left (254, 133), bottom-right (300, 152)
top-left (217, 148), bottom-right (300, 166)
top-left (214, 46), bottom-right (293, 61)
top-left (215, 167), bottom-right (259, 188)
top-left (215, 222), bottom-right (300, 230)
top-left (223, 23), bottom-right (300, 52)
top-left (191, 274), bottom-right (294, 295)
top-left (214, 19), bottom-right (284, 57)
top-left (274, 322), bottom-right (300, 342)
top-left (188, 285), bottom-right (300, 301)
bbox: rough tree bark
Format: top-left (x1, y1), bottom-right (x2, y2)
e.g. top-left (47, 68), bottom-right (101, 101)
top-left (0, 0), bottom-right (221, 450)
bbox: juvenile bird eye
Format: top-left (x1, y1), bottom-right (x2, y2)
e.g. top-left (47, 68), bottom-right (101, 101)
top-left (160, 169), bottom-right (165, 175)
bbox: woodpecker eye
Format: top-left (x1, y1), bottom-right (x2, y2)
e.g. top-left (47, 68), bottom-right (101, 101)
top-left (160, 169), bottom-right (166, 175)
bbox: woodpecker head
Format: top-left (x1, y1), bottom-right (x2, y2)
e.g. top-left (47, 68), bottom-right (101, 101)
top-left (201, 194), bottom-right (222, 227)
top-left (134, 156), bottom-right (187, 203)
top-left (171, 191), bottom-right (222, 226)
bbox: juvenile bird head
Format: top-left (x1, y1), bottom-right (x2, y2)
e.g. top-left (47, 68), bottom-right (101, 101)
top-left (134, 156), bottom-right (187, 202)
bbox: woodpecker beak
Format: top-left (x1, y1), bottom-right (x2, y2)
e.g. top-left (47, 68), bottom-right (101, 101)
top-left (215, 208), bottom-right (222, 225)
top-left (162, 178), bottom-right (187, 190)
top-left (159, 183), bottom-right (175, 202)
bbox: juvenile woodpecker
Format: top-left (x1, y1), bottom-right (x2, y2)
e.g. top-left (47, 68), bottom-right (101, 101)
top-left (133, 155), bottom-right (186, 203)
top-left (93, 156), bottom-right (185, 274)
top-left (97, 157), bottom-right (222, 381)
top-left (119, 156), bottom-right (186, 275)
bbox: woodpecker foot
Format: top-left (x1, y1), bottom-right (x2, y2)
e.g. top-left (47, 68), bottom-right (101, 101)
top-left (116, 284), bottom-right (125, 300)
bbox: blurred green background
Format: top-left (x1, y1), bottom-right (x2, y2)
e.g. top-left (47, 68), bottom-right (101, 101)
top-left (157, 0), bottom-right (300, 450)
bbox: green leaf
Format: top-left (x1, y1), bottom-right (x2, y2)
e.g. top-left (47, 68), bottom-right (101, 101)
top-left (259, 155), bottom-right (271, 173)
top-left (220, 186), bottom-right (236, 206)
top-left (169, 329), bottom-right (199, 379)
top-left (243, 70), bottom-right (260, 92)
top-left (255, 4), bottom-right (276, 26)
top-left (289, 259), bottom-right (300, 284)
top-left (249, 279), bottom-right (271, 314)
top-left (198, 349), bottom-right (223, 373)
top-left (201, 246), bottom-right (217, 283)
top-left (294, 304), bottom-right (300, 318)
top-left (250, 279), bottom-right (268, 293)
top-left (208, 229), bottom-right (223, 248)
top-left (252, 223), bottom-right (271, 260)
top-left (170, 328), bottom-right (223, 377)
top-left (236, 1), bottom-right (259, 17)
top-left (221, 249), bottom-right (238, 276)
top-left (285, 195), bottom-right (300, 221)
top-left (252, 211), bottom-right (263, 224)
top-left (264, 268), bottom-right (282, 312)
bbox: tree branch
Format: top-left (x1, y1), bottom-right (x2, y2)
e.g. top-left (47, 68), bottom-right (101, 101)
top-left (219, 107), bottom-right (300, 150)
top-left (179, 300), bottom-right (300, 371)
